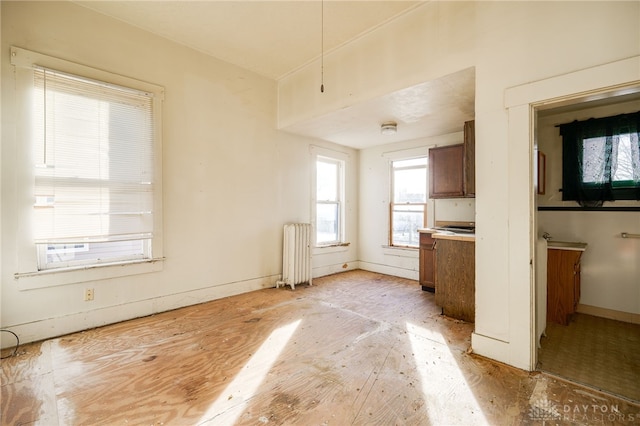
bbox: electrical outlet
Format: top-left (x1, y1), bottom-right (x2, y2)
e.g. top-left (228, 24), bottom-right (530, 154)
top-left (84, 288), bottom-right (94, 301)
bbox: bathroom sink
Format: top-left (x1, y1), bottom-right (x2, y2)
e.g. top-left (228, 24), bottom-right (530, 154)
top-left (547, 240), bottom-right (587, 251)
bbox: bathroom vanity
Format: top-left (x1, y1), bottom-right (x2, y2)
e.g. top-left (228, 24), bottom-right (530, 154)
top-left (546, 241), bottom-right (587, 325)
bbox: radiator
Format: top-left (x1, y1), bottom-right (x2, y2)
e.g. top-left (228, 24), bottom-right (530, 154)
top-left (276, 223), bottom-right (312, 290)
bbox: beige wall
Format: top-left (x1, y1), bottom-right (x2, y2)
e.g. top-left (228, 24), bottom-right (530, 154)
top-left (1, 1), bottom-right (358, 345)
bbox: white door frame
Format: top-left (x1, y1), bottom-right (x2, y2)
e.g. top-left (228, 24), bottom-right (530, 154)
top-left (504, 55), bottom-right (640, 370)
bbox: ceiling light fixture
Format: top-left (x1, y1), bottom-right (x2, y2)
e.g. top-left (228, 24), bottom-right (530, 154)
top-left (381, 121), bottom-right (397, 135)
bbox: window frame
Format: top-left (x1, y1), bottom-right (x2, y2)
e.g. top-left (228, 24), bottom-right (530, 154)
top-left (10, 46), bottom-right (164, 288)
top-left (560, 111), bottom-right (640, 204)
top-left (311, 147), bottom-right (347, 248)
top-left (389, 157), bottom-right (427, 248)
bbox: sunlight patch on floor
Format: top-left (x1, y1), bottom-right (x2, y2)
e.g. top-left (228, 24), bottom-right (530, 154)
top-left (197, 319), bottom-right (302, 425)
top-left (406, 321), bottom-right (488, 425)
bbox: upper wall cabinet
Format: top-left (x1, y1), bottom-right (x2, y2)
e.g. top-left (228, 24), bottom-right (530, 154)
top-left (429, 120), bottom-right (475, 198)
top-left (429, 144), bottom-right (464, 198)
top-left (463, 120), bottom-right (475, 197)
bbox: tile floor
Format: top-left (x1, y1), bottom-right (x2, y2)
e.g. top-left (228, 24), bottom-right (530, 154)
top-left (538, 312), bottom-right (640, 403)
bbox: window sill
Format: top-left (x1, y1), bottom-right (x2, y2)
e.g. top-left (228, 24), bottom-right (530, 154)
top-left (313, 243), bottom-right (350, 255)
top-left (15, 258), bottom-right (165, 290)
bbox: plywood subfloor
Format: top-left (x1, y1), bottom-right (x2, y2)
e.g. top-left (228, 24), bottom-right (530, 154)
top-left (3, 270), bottom-right (639, 425)
top-left (538, 313), bottom-right (640, 403)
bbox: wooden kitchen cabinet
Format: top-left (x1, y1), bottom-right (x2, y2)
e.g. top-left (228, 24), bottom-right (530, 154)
top-left (429, 144), bottom-right (464, 198)
top-left (547, 249), bottom-right (583, 325)
top-left (419, 231), bottom-right (436, 292)
top-left (429, 120), bottom-right (475, 198)
top-left (463, 120), bottom-right (475, 197)
top-left (434, 238), bottom-right (475, 322)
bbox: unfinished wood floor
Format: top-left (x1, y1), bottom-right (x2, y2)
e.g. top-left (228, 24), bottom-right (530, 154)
top-left (2, 270), bottom-right (639, 425)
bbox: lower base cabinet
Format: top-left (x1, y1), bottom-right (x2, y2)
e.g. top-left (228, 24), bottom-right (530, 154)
top-left (434, 238), bottom-right (475, 323)
top-left (419, 231), bottom-right (436, 292)
top-left (547, 249), bottom-right (583, 325)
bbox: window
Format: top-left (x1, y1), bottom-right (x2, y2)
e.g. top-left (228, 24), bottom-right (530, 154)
top-left (560, 111), bottom-right (640, 204)
top-left (390, 157), bottom-right (427, 247)
top-left (315, 155), bottom-right (344, 245)
top-left (32, 68), bottom-right (156, 270)
top-left (11, 47), bottom-right (163, 274)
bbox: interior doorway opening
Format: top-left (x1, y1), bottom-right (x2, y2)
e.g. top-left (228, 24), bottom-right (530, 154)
top-left (532, 87), bottom-right (640, 403)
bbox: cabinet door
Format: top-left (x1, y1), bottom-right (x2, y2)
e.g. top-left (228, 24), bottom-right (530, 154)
top-left (419, 233), bottom-right (435, 291)
top-left (429, 144), bottom-right (464, 198)
top-left (435, 239), bottom-right (475, 322)
top-left (547, 249), bottom-right (583, 325)
top-left (573, 256), bottom-right (582, 311)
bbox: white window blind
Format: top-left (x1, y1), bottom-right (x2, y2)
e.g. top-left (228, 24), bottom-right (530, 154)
top-left (32, 67), bottom-right (155, 245)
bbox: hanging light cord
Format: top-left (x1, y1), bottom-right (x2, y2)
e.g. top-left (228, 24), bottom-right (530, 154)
top-left (320, 0), bottom-right (324, 93)
top-left (43, 69), bottom-right (48, 164)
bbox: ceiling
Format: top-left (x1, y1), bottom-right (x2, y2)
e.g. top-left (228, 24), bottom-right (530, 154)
top-left (76, 1), bottom-right (475, 149)
top-left (284, 67), bottom-right (475, 149)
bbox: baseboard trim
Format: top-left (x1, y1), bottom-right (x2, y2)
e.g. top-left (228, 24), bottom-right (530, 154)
top-left (471, 332), bottom-right (533, 371)
top-left (1, 274), bottom-right (279, 348)
top-left (576, 304), bottom-right (640, 325)
top-left (358, 261), bottom-right (418, 281)
top-left (312, 261), bottom-right (359, 278)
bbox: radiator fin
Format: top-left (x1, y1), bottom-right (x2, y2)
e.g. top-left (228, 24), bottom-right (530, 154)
top-left (277, 223), bottom-right (312, 290)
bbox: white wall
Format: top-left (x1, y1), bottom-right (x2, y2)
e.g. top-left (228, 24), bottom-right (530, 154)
top-left (434, 199), bottom-right (475, 224)
top-left (537, 100), bottom-right (640, 316)
top-left (0, 1), bottom-right (358, 346)
top-left (279, 1), bottom-right (640, 370)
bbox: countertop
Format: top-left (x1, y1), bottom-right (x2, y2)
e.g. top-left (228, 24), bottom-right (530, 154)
top-left (547, 240), bottom-right (587, 251)
top-left (417, 227), bottom-right (438, 234)
top-left (418, 228), bottom-right (476, 242)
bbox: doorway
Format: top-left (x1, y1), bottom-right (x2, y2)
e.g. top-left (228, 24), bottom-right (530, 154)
top-left (502, 54), bottom-right (640, 400)
top-left (532, 90), bottom-right (640, 403)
